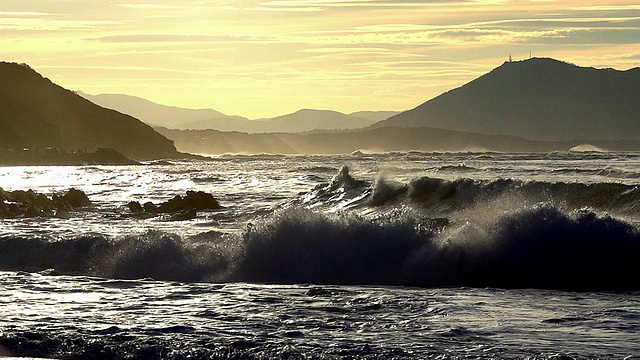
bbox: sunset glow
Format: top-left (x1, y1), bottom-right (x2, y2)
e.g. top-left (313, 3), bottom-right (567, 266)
top-left (2, 0), bottom-right (639, 118)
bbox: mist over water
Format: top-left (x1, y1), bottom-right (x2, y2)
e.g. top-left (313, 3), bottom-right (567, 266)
top-left (2, 152), bottom-right (640, 358)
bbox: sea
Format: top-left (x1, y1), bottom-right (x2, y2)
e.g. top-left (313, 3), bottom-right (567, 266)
top-left (1, 151), bottom-right (640, 359)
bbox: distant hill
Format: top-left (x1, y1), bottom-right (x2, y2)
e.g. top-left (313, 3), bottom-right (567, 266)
top-left (251, 109), bottom-right (375, 133)
top-left (372, 58), bottom-right (640, 141)
top-left (0, 62), bottom-right (179, 160)
top-left (78, 92), bottom-right (247, 129)
top-left (178, 109), bottom-right (375, 133)
top-left (157, 126), bottom-right (640, 155)
top-left (82, 92), bottom-right (377, 133)
top-left (349, 111), bottom-right (400, 122)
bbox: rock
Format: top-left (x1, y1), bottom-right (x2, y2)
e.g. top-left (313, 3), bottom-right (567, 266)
top-left (185, 190), bottom-right (221, 210)
top-left (34, 193), bottom-right (56, 212)
top-left (143, 202), bottom-right (158, 213)
top-left (157, 191), bottom-right (221, 213)
top-left (52, 193), bottom-right (74, 212)
top-left (10, 189), bottom-right (37, 204)
top-left (170, 208), bottom-right (197, 221)
top-left (0, 187), bottom-right (8, 201)
top-left (62, 188), bottom-right (91, 207)
top-left (25, 205), bottom-right (46, 218)
top-left (55, 209), bottom-right (71, 219)
top-left (158, 195), bottom-right (183, 213)
top-left (0, 201), bottom-right (16, 218)
top-left (125, 191), bottom-right (220, 219)
top-left (127, 201), bottom-right (144, 213)
top-left (0, 188), bottom-right (92, 219)
top-left (5, 203), bottom-right (21, 217)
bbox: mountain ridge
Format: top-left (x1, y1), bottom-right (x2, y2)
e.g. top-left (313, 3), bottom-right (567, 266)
top-left (81, 92), bottom-right (379, 133)
top-left (372, 58), bottom-right (640, 141)
top-left (0, 62), bottom-right (179, 160)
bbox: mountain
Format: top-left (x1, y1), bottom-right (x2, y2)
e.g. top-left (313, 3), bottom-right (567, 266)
top-left (0, 62), bottom-right (179, 160)
top-left (157, 126), bottom-right (640, 155)
top-left (170, 109), bottom-right (375, 133)
top-left (373, 58), bottom-right (640, 141)
top-left (251, 109), bottom-right (375, 133)
top-left (78, 92), bottom-right (246, 129)
top-left (81, 93), bottom-right (377, 133)
top-left (349, 111), bottom-right (400, 122)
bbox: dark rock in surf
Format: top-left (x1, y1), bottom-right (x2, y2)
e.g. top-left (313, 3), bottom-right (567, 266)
top-left (127, 201), bottom-right (144, 213)
top-left (55, 209), bottom-right (71, 219)
top-left (62, 188), bottom-right (92, 207)
top-left (184, 190), bottom-right (221, 210)
top-left (143, 202), bottom-right (158, 213)
top-left (170, 208), bottom-right (197, 221)
top-left (126, 191), bottom-right (221, 220)
top-left (0, 188), bottom-right (91, 218)
top-left (157, 191), bottom-right (221, 213)
top-left (158, 195), bottom-right (184, 213)
top-left (0, 187), bottom-right (8, 201)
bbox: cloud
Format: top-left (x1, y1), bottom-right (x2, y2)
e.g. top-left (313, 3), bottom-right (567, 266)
top-left (89, 34), bottom-right (277, 43)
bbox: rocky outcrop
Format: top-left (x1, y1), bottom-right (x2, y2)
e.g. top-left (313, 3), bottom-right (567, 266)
top-left (127, 191), bottom-right (222, 221)
top-left (0, 188), bottom-right (91, 219)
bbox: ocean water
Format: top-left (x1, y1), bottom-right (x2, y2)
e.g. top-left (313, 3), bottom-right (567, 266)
top-left (1, 151), bottom-right (640, 359)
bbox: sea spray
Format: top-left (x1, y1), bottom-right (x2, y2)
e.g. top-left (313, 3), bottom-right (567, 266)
top-left (2, 201), bottom-right (640, 290)
top-left (230, 208), bottom-right (432, 285)
top-left (230, 203), bottom-right (640, 290)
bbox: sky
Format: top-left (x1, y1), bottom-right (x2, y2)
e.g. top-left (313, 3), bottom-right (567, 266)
top-left (1, 0), bottom-right (639, 119)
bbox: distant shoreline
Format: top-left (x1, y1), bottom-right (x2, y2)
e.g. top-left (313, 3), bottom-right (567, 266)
top-left (156, 127), bottom-right (640, 155)
top-left (0, 147), bottom-right (139, 166)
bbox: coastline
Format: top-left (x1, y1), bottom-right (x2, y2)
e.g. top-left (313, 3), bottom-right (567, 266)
top-left (0, 148), bottom-right (139, 166)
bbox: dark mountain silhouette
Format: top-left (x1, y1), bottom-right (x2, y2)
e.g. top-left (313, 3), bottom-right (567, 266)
top-left (0, 62), bottom-right (178, 160)
top-left (372, 58), bottom-right (640, 141)
top-left (157, 126), bottom-right (640, 155)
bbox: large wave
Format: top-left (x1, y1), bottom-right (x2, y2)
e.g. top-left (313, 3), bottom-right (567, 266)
top-left (2, 166), bottom-right (640, 290)
top-left (231, 204), bottom-right (640, 290)
top-left (2, 202), bottom-right (640, 290)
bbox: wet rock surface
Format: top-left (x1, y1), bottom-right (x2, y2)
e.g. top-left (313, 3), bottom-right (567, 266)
top-left (127, 191), bottom-right (222, 221)
top-left (0, 188), bottom-right (91, 218)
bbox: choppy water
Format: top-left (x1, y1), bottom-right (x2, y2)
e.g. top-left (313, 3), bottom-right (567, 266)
top-left (1, 151), bottom-right (640, 358)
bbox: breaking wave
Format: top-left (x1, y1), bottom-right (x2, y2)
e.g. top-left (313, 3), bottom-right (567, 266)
top-left (2, 203), bottom-right (640, 291)
top-left (295, 166), bottom-right (640, 215)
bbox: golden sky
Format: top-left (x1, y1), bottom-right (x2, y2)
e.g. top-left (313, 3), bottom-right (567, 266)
top-left (2, 0), bottom-right (639, 118)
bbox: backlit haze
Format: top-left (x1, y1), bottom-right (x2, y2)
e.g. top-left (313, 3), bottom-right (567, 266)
top-left (2, 0), bottom-right (639, 118)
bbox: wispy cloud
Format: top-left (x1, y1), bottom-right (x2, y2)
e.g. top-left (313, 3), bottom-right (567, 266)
top-left (3, 0), bottom-right (639, 118)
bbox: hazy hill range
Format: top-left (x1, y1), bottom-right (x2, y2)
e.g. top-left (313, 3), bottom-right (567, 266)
top-left (0, 62), bottom-right (178, 160)
top-left (250, 109), bottom-right (374, 133)
top-left (349, 111), bottom-right (399, 122)
top-left (157, 126), bottom-right (640, 155)
top-left (373, 58), bottom-right (640, 141)
top-left (79, 92), bottom-right (249, 129)
top-left (82, 92), bottom-right (377, 133)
